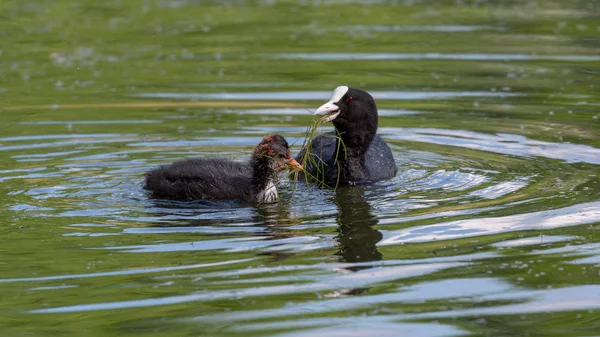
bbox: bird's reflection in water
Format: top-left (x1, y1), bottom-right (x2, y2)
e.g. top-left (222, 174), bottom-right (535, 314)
top-left (333, 185), bottom-right (383, 271)
top-left (253, 200), bottom-right (299, 262)
top-left (145, 196), bottom-right (300, 261)
top-left (147, 197), bottom-right (298, 227)
top-left (144, 186), bottom-right (383, 270)
top-left (254, 200), bottom-right (297, 227)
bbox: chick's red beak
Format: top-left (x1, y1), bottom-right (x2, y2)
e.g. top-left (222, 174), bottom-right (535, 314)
top-left (286, 158), bottom-right (303, 171)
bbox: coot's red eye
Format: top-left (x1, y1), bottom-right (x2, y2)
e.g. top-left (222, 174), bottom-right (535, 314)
top-left (346, 96), bottom-right (353, 103)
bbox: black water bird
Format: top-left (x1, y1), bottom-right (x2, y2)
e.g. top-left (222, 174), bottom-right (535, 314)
top-left (144, 135), bottom-right (303, 203)
top-left (296, 86), bottom-right (397, 185)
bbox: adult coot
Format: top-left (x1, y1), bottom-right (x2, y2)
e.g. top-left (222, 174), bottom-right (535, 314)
top-left (296, 86), bottom-right (397, 186)
top-left (144, 135), bottom-right (303, 203)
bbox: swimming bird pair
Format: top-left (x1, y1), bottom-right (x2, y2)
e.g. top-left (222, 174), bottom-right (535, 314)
top-left (143, 86), bottom-right (397, 203)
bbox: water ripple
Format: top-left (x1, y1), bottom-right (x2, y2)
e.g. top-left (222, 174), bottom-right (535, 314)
top-left (381, 127), bottom-right (600, 164)
top-left (30, 262), bottom-right (467, 313)
top-left (0, 259), bottom-right (256, 283)
top-left (273, 53), bottom-right (600, 61)
top-left (379, 201), bottom-right (600, 245)
top-left (134, 91), bottom-right (520, 101)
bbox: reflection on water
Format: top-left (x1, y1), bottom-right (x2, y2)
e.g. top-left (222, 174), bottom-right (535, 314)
top-left (334, 186), bottom-right (382, 270)
top-left (135, 91), bottom-right (521, 100)
top-left (380, 127), bottom-right (600, 164)
top-left (337, 24), bottom-right (503, 33)
top-left (215, 108), bottom-right (422, 116)
top-left (0, 259), bottom-right (256, 283)
top-left (20, 120), bottom-right (163, 125)
top-left (204, 277), bottom-right (512, 329)
top-left (379, 201), bottom-right (600, 245)
top-left (273, 53), bottom-right (600, 61)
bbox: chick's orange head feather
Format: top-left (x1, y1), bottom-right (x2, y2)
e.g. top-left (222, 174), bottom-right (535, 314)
top-left (257, 143), bottom-right (274, 157)
top-left (256, 134), bottom-right (290, 158)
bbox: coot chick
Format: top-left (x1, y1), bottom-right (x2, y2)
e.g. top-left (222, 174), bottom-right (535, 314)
top-left (144, 135), bottom-right (303, 203)
top-left (296, 86), bottom-right (397, 186)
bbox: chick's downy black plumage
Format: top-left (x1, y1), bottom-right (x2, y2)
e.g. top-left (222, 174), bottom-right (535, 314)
top-left (144, 135), bottom-right (303, 203)
top-left (296, 86), bottom-right (397, 186)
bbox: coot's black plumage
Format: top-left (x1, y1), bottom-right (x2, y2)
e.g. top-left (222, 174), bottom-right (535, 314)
top-left (296, 86), bottom-right (397, 186)
top-left (144, 135), bottom-right (303, 203)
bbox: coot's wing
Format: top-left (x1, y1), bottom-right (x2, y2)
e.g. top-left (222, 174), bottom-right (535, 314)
top-left (295, 133), bottom-right (340, 184)
top-left (365, 135), bottom-right (397, 181)
top-left (296, 133), bottom-right (397, 184)
top-left (295, 132), bottom-right (336, 163)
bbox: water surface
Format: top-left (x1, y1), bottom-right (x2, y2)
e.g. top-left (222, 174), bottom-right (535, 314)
top-left (1, 1), bottom-right (599, 336)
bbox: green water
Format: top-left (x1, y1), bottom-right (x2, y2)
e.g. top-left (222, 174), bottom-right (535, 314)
top-left (1, 1), bottom-right (599, 336)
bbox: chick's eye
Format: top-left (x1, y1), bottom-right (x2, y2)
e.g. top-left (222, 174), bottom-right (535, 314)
top-left (278, 154), bottom-right (286, 159)
top-left (346, 96), bottom-right (353, 103)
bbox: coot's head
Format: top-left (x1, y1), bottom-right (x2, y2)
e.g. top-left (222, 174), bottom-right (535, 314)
top-left (255, 134), bottom-right (304, 172)
top-left (313, 86), bottom-right (378, 147)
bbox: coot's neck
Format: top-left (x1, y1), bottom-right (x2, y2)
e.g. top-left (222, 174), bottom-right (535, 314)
top-left (250, 153), bottom-right (275, 191)
top-left (333, 138), bottom-right (368, 183)
top-left (332, 119), bottom-right (377, 184)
